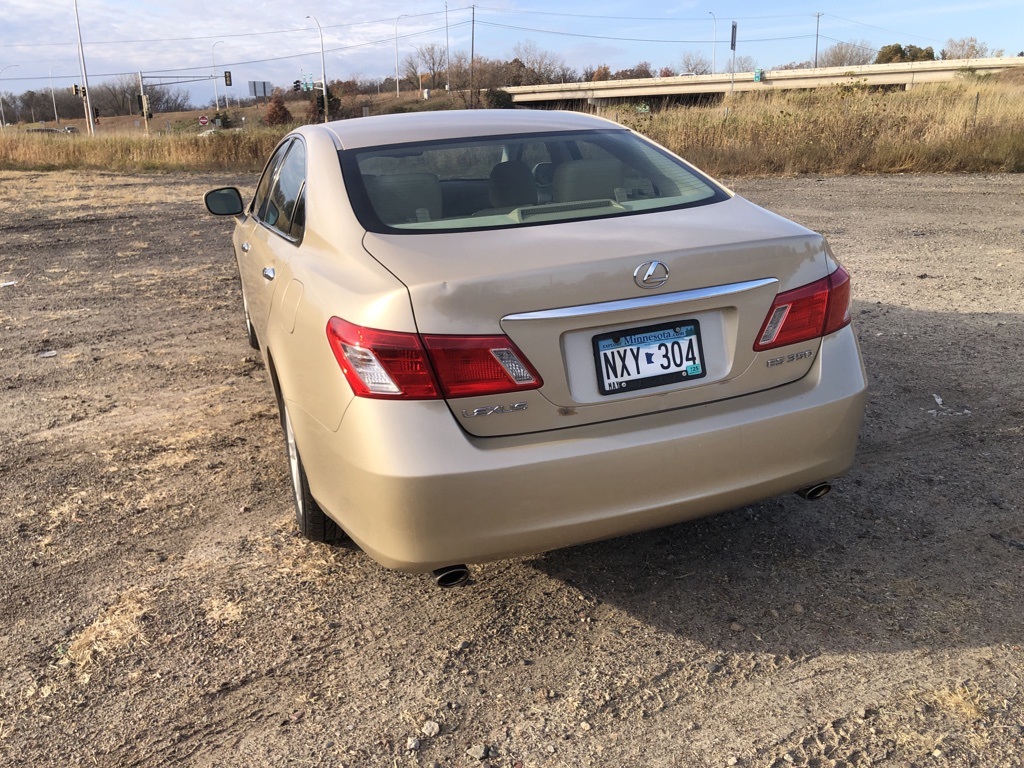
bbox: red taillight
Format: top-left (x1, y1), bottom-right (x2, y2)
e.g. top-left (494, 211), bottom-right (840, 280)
top-left (326, 318), bottom-right (542, 400)
top-left (754, 265), bottom-right (852, 352)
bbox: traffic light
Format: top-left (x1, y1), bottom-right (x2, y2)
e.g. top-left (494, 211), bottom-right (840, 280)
top-left (72, 84), bottom-right (80, 96)
top-left (293, 80), bottom-right (301, 92)
top-left (224, 71), bottom-right (232, 87)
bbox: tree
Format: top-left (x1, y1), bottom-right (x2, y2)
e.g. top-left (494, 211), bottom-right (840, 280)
top-left (613, 61), bottom-right (654, 80)
top-left (415, 42), bottom-right (448, 90)
top-left (484, 88), bottom-right (514, 109)
top-left (941, 37), bottom-right (1003, 59)
top-left (264, 89), bottom-right (292, 126)
top-left (511, 41), bottom-right (571, 85)
top-left (590, 64), bottom-right (611, 82)
top-left (816, 40), bottom-right (876, 67)
top-left (679, 51), bottom-right (712, 75)
top-left (725, 55), bottom-right (757, 74)
top-left (775, 60), bottom-right (813, 70)
top-left (875, 44), bottom-right (935, 64)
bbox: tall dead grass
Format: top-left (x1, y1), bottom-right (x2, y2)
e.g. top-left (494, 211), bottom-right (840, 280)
top-left (0, 75), bottom-right (1021, 175)
top-left (0, 128), bottom-right (284, 172)
top-left (618, 75), bottom-right (1024, 176)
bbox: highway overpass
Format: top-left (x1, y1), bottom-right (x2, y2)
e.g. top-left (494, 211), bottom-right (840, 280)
top-left (504, 57), bottom-right (1024, 107)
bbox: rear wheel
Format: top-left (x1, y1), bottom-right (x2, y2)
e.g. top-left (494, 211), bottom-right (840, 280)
top-left (281, 400), bottom-right (340, 542)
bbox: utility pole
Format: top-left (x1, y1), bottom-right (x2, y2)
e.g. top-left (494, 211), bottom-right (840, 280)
top-left (138, 71), bottom-right (149, 136)
top-left (0, 64), bottom-right (17, 132)
top-left (470, 5), bottom-right (476, 108)
top-left (394, 14), bottom-right (408, 97)
top-left (49, 66), bottom-right (60, 124)
top-left (445, 2), bottom-right (451, 92)
top-left (307, 15), bottom-right (328, 123)
top-left (814, 13), bottom-right (823, 68)
top-left (212, 41), bottom-right (224, 112)
top-left (73, 0), bottom-right (95, 136)
top-left (709, 12), bottom-right (717, 74)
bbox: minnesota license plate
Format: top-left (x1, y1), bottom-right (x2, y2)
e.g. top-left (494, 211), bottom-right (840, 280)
top-left (593, 319), bottom-right (706, 395)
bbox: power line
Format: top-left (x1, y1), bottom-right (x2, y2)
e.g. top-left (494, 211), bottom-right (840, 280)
top-left (477, 20), bottom-right (815, 46)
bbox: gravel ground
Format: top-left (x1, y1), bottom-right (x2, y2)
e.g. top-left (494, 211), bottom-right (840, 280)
top-left (1, 170), bottom-right (1022, 768)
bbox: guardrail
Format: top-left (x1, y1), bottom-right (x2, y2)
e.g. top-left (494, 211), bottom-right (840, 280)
top-left (505, 57), bottom-right (1024, 104)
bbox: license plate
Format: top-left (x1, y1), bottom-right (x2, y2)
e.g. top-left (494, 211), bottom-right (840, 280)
top-left (593, 319), bottom-right (706, 395)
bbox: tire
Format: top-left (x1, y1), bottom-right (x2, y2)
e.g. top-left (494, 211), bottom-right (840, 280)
top-left (281, 400), bottom-right (340, 542)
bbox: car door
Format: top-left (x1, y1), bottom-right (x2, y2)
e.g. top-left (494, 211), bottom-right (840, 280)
top-left (236, 139), bottom-right (301, 343)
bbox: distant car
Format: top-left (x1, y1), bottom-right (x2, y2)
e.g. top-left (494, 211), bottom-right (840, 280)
top-left (205, 109), bottom-right (866, 584)
top-left (62, 126), bottom-right (79, 134)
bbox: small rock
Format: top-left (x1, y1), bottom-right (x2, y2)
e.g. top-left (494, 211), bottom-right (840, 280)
top-left (792, 603), bottom-right (805, 615)
top-left (467, 744), bottom-right (489, 760)
top-left (456, 640), bottom-right (471, 651)
top-left (703, 662), bottom-right (722, 674)
top-left (422, 720), bottom-right (441, 738)
top-left (406, 737), bottom-right (421, 752)
top-left (782, 753), bottom-right (795, 764)
top-left (727, 758), bottom-right (740, 766)
top-left (932, 749), bottom-right (942, 757)
top-left (730, 621), bottom-right (745, 632)
top-left (580, 721), bottom-right (592, 731)
top-left (38, 350), bottom-right (58, 358)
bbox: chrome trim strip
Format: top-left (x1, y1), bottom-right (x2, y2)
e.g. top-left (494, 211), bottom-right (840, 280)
top-left (503, 277), bottom-right (777, 322)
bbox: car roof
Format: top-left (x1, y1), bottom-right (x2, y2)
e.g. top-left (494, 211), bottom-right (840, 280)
top-left (311, 109), bottom-right (625, 150)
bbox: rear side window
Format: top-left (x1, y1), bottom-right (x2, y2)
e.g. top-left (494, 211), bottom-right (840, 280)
top-left (252, 138), bottom-right (307, 242)
top-left (341, 129), bottom-right (729, 234)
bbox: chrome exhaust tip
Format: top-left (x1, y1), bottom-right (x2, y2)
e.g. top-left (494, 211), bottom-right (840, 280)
top-left (796, 482), bottom-right (832, 501)
top-left (432, 564), bottom-right (470, 588)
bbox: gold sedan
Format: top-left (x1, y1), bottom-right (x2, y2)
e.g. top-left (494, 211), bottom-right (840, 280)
top-left (205, 109), bottom-right (866, 586)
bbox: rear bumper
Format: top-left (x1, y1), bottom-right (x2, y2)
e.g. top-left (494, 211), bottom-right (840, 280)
top-left (295, 326), bottom-right (867, 571)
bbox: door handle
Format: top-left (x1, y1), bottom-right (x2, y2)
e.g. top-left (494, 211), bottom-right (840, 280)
top-left (262, 267), bottom-right (276, 281)
top-left (241, 242), bottom-right (251, 252)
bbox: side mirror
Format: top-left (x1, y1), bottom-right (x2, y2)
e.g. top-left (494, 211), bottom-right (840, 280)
top-left (204, 187), bottom-right (245, 216)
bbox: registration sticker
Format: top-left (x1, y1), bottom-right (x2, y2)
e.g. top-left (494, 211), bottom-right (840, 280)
top-left (593, 319), bottom-right (706, 395)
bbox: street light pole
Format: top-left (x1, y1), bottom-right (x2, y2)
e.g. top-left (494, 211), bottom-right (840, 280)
top-left (445, 2), bottom-right (451, 92)
top-left (307, 15), bottom-right (328, 124)
top-left (212, 40), bottom-right (224, 112)
top-left (709, 12), bottom-right (717, 74)
top-left (394, 14), bottom-right (408, 97)
top-left (1, 64), bottom-right (18, 132)
top-left (814, 13), bottom-right (823, 68)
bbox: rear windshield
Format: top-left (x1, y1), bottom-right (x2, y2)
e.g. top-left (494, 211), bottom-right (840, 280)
top-left (340, 129), bottom-right (729, 234)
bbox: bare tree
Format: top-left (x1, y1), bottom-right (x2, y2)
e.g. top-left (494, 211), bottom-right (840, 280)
top-left (511, 41), bottom-right (569, 85)
top-left (941, 37), bottom-right (1003, 59)
top-left (401, 53), bottom-right (420, 92)
top-left (90, 75), bottom-right (138, 116)
top-left (415, 42), bottom-right (448, 90)
top-left (725, 55), bottom-right (758, 74)
top-left (817, 40), bottom-right (876, 67)
top-left (679, 51), bottom-right (712, 75)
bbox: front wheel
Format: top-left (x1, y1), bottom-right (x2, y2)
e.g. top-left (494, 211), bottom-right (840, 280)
top-left (281, 401), bottom-right (340, 542)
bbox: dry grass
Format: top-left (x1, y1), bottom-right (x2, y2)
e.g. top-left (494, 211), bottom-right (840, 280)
top-left (1, 74), bottom-right (1021, 175)
top-left (616, 74), bottom-right (1024, 176)
top-left (63, 590), bottom-right (149, 671)
top-left (0, 128), bottom-right (284, 172)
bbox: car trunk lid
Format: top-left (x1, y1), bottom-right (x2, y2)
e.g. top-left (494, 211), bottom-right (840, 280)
top-left (361, 196), bottom-right (832, 437)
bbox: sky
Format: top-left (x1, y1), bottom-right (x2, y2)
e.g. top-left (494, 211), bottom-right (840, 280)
top-left (0, 0), bottom-right (1021, 109)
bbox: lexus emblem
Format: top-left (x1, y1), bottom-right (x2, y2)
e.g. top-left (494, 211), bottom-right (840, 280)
top-left (633, 260), bottom-right (669, 289)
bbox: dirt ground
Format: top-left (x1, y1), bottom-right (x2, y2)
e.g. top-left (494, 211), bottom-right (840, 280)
top-left (1, 169), bottom-right (1022, 768)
